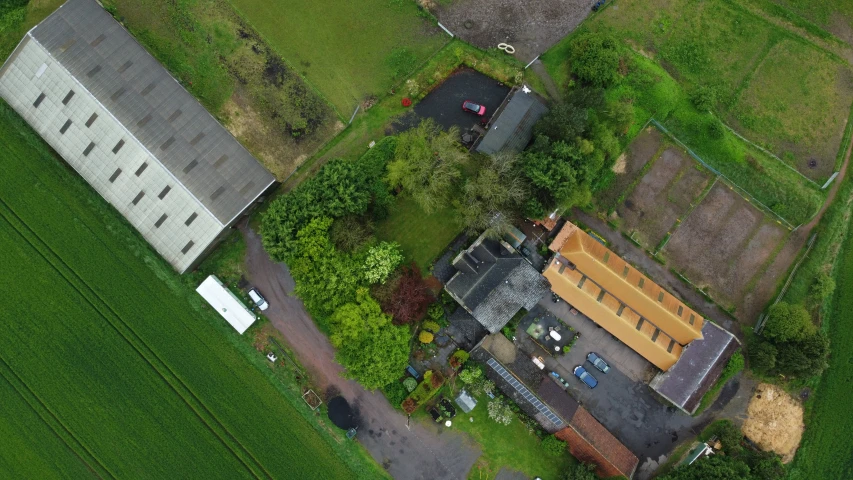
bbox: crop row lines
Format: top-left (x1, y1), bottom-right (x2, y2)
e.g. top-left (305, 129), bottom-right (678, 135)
top-left (0, 198), bottom-right (271, 480)
top-left (0, 354), bottom-right (112, 479)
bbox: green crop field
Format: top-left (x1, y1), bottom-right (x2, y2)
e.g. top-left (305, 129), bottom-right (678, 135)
top-left (227, 0), bottom-right (448, 116)
top-left (580, 0), bottom-right (853, 183)
top-left (0, 102), bottom-right (369, 478)
top-left (789, 205), bottom-right (853, 479)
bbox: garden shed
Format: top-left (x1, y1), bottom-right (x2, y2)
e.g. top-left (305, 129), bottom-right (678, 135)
top-left (196, 275), bottom-right (257, 334)
top-left (474, 86), bottom-right (548, 154)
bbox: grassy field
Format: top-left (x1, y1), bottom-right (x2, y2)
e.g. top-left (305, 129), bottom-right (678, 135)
top-left (0, 101), bottom-right (384, 478)
top-left (100, 0), bottom-right (337, 178)
top-left (227, 0), bottom-right (448, 116)
top-left (769, 0), bottom-right (853, 44)
top-left (542, 42), bottom-right (825, 226)
top-left (377, 196), bottom-right (463, 272)
top-left (574, 0), bottom-right (853, 183)
top-left (788, 200), bottom-right (853, 479)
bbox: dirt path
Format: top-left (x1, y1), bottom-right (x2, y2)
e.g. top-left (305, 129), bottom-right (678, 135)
top-left (529, 59), bottom-right (562, 101)
top-left (241, 227), bottom-right (480, 480)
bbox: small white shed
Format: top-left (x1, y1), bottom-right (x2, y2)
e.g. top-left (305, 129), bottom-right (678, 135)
top-left (196, 275), bottom-right (257, 334)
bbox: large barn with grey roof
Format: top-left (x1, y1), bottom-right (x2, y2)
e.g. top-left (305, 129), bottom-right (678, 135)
top-left (0, 0), bottom-right (276, 272)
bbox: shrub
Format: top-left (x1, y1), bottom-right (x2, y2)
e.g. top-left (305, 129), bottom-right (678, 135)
top-left (403, 377), bottom-right (418, 393)
top-left (541, 435), bottom-right (567, 456)
top-left (449, 350), bottom-right (469, 369)
top-left (569, 33), bottom-right (621, 87)
top-left (430, 371), bottom-right (444, 388)
top-left (690, 85), bottom-right (717, 111)
top-left (749, 341), bottom-right (777, 373)
top-left (809, 271), bottom-right (836, 305)
top-left (419, 331), bottom-right (434, 343)
top-left (458, 365), bottom-right (482, 384)
top-left (764, 302), bottom-right (815, 342)
top-left (401, 398), bottom-right (417, 414)
top-left (383, 381), bottom-right (409, 406)
top-left (470, 378), bottom-right (495, 397)
top-left (427, 303), bottom-right (444, 321)
top-left (384, 263), bottom-right (433, 324)
top-left (422, 320), bottom-right (441, 333)
top-left (363, 241), bottom-right (404, 284)
top-left (707, 119), bottom-right (725, 140)
top-left (487, 398), bottom-right (514, 425)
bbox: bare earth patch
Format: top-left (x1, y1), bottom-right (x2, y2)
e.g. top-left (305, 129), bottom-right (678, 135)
top-left (742, 383), bottom-right (804, 463)
top-left (597, 127), bottom-right (664, 208)
top-left (436, 0), bottom-right (593, 62)
top-left (663, 182), bottom-right (788, 311)
top-left (616, 148), bottom-right (711, 248)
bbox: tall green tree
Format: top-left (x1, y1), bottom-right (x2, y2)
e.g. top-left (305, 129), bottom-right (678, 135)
top-left (569, 33), bottom-right (622, 88)
top-left (458, 152), bottom-right (527, 236)
top-left (763, 302), bottom-right (815, 343)
top-left (362, 241), bottom-right (403, 284)
top-left (329, 289), bottom-right (411, 389)
top-left (289, 217), bottom-right (362, 321)
top-left (387, 119), bottom-right (466, 214)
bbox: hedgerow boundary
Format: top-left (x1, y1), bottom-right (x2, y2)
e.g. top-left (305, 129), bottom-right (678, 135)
top-left (652, 119), bottom-right (796, 230)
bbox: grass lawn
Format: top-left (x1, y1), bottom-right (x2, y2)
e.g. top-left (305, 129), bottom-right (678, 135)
top-left (542, 41), bottom-right (825, 225)
top-left (450, 391), bottom-right (575, 480)
top-left (0, 100), bottom-right (386, 478)
top-left (769, 0), bottom-right (853, 42)
top-left (227, 0), bottom-right (448, 116)
top-left (788, 192), bottom-right (853, 479)
top-left (377, 195), bottom-right (463, 272)
top-left (101, 0), bottom-right (337, 178)
top-left (572, 0), bottom-right (853, 183)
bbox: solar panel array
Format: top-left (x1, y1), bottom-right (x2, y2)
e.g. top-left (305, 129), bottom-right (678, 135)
top-left (487, 358), bottom-right (564, 428)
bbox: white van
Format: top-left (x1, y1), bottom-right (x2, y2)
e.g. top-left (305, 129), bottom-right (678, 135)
top-left (248, 287), bottom-right (269, 311)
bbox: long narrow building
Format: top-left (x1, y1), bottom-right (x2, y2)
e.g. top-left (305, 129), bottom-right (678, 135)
top-left (0, 0), bottom-right (276, 272)
top-left (545, 221), bottom-right (704, 370)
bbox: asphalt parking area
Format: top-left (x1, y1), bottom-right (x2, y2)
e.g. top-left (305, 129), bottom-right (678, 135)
top-left (396, 68), bottom-right (510, 133)
top-left (517, 299), bottom-right (705, 462)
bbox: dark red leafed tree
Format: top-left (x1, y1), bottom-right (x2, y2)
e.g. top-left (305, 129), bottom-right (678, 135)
top-left (385, 263), bottom-right (433, 325)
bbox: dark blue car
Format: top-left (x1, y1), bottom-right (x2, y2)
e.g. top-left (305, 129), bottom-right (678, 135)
top-left (573, 365), bottom-right (598, 389)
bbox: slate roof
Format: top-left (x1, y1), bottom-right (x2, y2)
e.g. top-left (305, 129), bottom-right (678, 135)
top-left (475, 87), bottom-right (548, 154)
top-left (536, 377), bottom-right (579, 423)
top-left (649, 321), bottom-right (740, 414)
top-left (23, 0), bottom-right (274, 224)
top-left (445, 234), bottom-right (549, 333)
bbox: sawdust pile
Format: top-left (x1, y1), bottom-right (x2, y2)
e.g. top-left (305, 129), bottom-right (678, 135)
top-left (611, 153), bottom-right (628, 174)
top-left (741, 383), bottom-right (804, 463)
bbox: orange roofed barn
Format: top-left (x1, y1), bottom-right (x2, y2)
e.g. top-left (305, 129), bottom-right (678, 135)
top-left (546, 221), bottom-right (738, 414)
top-left (546, 222), bottom-right (703, 370)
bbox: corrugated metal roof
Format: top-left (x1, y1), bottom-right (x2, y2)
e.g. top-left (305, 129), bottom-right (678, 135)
top-left (476, 89), bottom-right (548, 155)
top-left (28, 0), bottom-right (274, 224)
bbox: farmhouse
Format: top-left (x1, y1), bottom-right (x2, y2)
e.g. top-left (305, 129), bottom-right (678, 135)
top-left (0, 0), bottom-right (275, 273)
top-left (472, 334), bottom-right (639, 478)
top-left (474, 86), bottom-right (548, 154)
top-left (545, 221), bottom-right (739, 413)
top-left (445, 233), bottom-right (549, 333)
top-left (196, 275), bottom-right (257, 334)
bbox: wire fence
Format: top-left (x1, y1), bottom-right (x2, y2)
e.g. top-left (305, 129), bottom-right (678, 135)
top-left (720, 121), bottom-right (820, 188)
top-left (754, 232), bottom-right (818, 334)
top-left (650, 119), bottom-right (795, 230)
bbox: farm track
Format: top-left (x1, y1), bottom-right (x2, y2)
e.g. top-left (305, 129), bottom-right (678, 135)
top-left (0, 354), bottom-right (110, 479)
top-left (0, 198), bottom-right (270, 480)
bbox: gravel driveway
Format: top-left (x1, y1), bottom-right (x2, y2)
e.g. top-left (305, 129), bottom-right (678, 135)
top-left (242, 227), bottom-right (480, 480)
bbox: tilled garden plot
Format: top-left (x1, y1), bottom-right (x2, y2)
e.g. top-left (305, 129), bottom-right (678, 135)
top-left (663, 183), bottom-right (788, 309)
top-left (616, 148), bottom-right (712, 248)
top-left (597, 127), bottom-right (664, 208)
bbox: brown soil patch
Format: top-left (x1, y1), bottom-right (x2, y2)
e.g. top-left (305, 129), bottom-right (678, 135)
top-left (616, 148), bottom-right (711, 248)
top-left (663, 183), bottom-right (787, 310)
top-left (598, 127), bottom-right (664, 208)
top-left (742, 383), bottom-right (804, 463)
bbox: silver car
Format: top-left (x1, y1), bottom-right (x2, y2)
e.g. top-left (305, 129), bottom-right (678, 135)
top-left (586, 352), bottom-right (610, 374)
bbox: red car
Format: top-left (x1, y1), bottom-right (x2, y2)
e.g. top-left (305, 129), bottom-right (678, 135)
top-left (462, 100), bottom-right (486, 116)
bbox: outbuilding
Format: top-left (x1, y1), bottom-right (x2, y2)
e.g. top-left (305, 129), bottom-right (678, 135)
top-left (196, 275), bottom-right (257, 334)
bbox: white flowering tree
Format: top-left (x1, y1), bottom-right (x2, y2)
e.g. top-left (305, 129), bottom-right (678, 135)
top-left (487, 398), bottom-right (513, 426)
top-left (363, 241), bottom-right (403, 284)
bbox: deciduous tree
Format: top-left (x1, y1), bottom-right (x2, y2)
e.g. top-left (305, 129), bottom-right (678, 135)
top-left (363, 241), bottom-right (403, 284)
top-left (458, 152), bottom-right (527, 236)
top-left (384, 263), bottom-right (433, 324)
top-left (387, 119), bottom-right (466, 214)
top-left (763, 302), bottom-right (814, 343)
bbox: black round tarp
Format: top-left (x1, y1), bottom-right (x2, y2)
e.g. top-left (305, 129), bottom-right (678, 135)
top-left (327, 396), bottom-right (356, 430)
